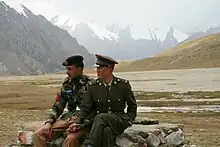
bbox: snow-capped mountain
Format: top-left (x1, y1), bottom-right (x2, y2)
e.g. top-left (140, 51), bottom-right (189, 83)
top-left (52, 15), bottom-right (188, 42)
top-left (0, 1), bottom-right (94, 75)
top-left (51, 15), bottom-right (189, 60)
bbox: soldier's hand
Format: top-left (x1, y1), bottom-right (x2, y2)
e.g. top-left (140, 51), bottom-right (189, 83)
top-left (67, 123), bottom-right (81, 133)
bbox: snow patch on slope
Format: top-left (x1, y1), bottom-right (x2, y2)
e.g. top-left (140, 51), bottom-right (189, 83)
top-left (173, 29), bottom-right (188, 42)
top-left (51, 14), bottom-right (188, 43)
top-left (1, 1), bottom-right (28, 18)
top-left (130, 24), bottom-right (188, 42)
top-left (88, 21), bottom-right (119, 41)
top-left (0, 1), bottom-right (9, 11)
top-left (51, 15), bottom-right (120, 41)
top-left (52, 15), bottom-right (77, 31)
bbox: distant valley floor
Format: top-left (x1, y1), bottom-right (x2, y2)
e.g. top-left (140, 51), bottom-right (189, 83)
top-left (0, 68), bottom-right (220, 146)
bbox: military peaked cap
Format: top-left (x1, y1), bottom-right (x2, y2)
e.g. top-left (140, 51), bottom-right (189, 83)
top-left (94, 54), bottom-right (118, 67)
top-left (62, 55), bottom-right (84, 66)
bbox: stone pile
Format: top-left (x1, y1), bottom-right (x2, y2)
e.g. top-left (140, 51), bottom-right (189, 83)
top-left (6, 118), bottom-right (196, 147)
top-left (116, 123), bottom-right (191, 147)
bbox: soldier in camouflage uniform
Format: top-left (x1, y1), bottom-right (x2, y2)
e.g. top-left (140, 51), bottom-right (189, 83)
top-left (33, 55), bottom-right (92, 147)
top-left (71, 54), bottom-right (137, 147)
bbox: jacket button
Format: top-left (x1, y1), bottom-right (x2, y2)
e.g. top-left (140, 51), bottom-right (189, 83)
top-left (97, 100), bottom-right (100, 102)
top-left (108, 100), bottom-right (110, 102)
top-left (97, 111), bottom-right (99, 114)
top-left (108, 107), bottom-right (111, 110)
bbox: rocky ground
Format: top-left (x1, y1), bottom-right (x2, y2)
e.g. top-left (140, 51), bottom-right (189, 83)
top-left (1, 109), bottom-right (220, 147)
top-left (1, 68), bottom-right (220, 146)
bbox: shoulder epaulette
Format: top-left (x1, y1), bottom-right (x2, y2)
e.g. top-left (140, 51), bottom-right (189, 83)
top-left (115, 77), bottom-right (128, 84)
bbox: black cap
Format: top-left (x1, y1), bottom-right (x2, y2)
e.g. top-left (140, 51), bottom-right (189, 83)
top-left (94, 54), bottom-right (118, 67)
top-left (62, 55), bottom-right (84, 67)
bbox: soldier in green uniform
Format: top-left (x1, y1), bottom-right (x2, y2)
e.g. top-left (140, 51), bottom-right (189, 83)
top-left (72, 54), bottom-right (137, 147)
top-left (33, 55), bottom-right (92, 147)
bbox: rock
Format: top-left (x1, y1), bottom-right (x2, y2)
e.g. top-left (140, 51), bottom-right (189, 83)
top-left (116, 136), bottom-right (148, 147)
top-left (165, 129), bottom-right (185, 146)
top-left (157, 132), bottom-right (166, 144)
top-left (152, 129), bottom-right (161, 136)
top-left (116, 136), bottom-right (137, 147)
top-left (7, 121), bottom-right (193, 147)
top-left (161, 130), bottom-right (167, 138)
top-left (138, 131), bottom-right (149, 139)
top-left (180, 144), bottom-right (195, 147)
top-left (167, 129), bottom-right (173, 134)
top-left (134, 117), bottom-right (159, 125)
top-left (177, 125), bottom-right (184, 131)
top-left (156, 124), bottom-right (180, 135)
top-left (122, 129), bottom-right (146, 143)
top-left (17, 131), bottom-right (33, 145)
top-left (146, 133), bottom-right (160, 147)
top-left (158, 145), bottom-right (168, 147)
top-left (180, 145), bottom-right (190, 147)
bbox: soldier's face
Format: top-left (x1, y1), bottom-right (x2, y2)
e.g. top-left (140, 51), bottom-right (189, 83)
top-left (66, 65), bottom-right (79, 78)
top-left (96, 66), bottom-right (112, 79)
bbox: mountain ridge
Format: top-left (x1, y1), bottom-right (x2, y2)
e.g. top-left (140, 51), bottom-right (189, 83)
top-left (116, 33), bottom-right (220, 72)
top-left (0, 1), bottom-right (95, 76)
top-left (51, 15), bottom-right (188, 60)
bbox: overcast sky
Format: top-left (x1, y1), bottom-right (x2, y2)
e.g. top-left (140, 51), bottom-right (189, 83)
top-left (4, 0), bottom-right (220, 33)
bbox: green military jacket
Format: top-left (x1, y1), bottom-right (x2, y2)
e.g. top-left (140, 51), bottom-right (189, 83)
top-left (46, 75), bottom-right (91, 124)
top-left (76, 76), bottom-right (137, 125)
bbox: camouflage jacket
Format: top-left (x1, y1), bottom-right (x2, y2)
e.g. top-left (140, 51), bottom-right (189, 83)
top-left (46, 75), bottom-right (91, 125)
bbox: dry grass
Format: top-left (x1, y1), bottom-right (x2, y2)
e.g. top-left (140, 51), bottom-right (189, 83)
top-left (116, 34), bottom-right (220, 72)
top-left (0, 75), bottom-right (220, 146)
top-left (0, 84), bottom-right (59, 109)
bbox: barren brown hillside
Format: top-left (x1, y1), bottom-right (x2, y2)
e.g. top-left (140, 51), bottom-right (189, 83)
top-left (116, 34), bottom-right (220, 72)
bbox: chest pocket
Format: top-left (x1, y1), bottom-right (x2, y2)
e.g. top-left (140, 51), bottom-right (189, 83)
top-left (62, 83), bottom-right (77, 103)
top-left (66, 90), bottom-right (77, 103)
top-left (112, 93), bottom-right (124, 105)
top-left (110, 87), bottom-right (126, 111)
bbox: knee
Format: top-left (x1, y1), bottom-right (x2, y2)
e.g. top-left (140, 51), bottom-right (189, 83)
top-left (65, 134), bottom-right (77, 142)
top-left (63, 134), bottom-right (78, 145)
top-left (103, 127), bottom-right (112, 134)
top-left (94, 113), bottom-right (107, 123)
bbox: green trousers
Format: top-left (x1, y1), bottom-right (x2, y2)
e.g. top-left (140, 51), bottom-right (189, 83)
top-left (88, 113), bottom-right (127, 147)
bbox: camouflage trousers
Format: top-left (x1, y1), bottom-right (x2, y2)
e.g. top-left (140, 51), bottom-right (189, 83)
top-left (33, 112), bottom-right (89, 147)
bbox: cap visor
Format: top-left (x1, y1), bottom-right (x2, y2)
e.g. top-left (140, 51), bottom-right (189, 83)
top-left (93, 64), bottom-right (100, 67)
